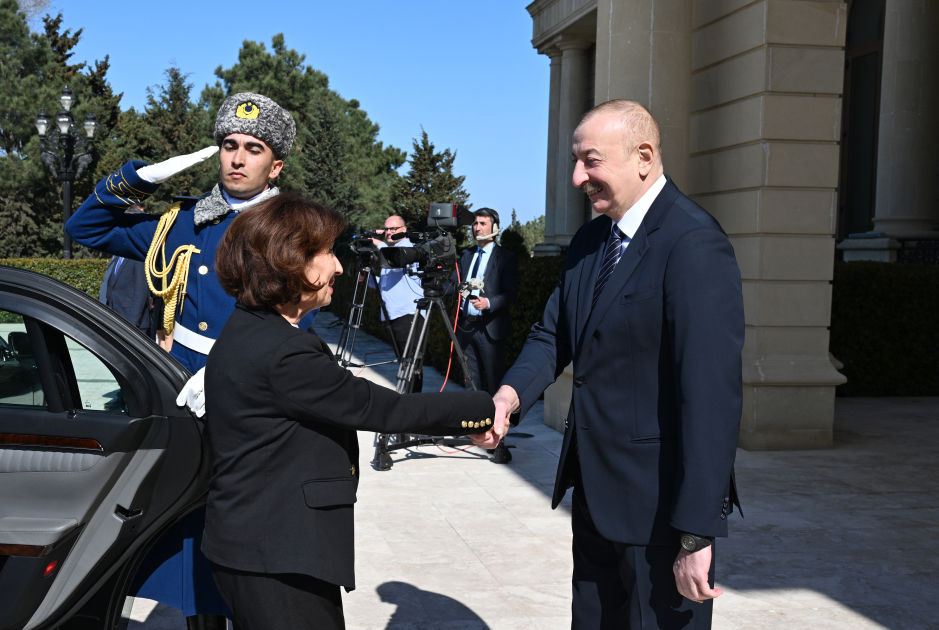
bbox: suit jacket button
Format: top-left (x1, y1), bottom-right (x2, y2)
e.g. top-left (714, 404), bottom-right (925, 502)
top-left (574, 377), bottom-right (585, 387)
top-left (198, 322), bottom-right (208, 332)
top-left (198, 265), bottom-right (209, 275)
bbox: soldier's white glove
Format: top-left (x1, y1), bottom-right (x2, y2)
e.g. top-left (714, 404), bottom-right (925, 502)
top-left (137, 146), bottom-right (219, 184)
top-left (176, 367), bottom-right (207, 418)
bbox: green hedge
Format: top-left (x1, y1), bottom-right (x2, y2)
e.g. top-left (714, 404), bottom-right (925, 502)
top-left (0, 258), bottom-right (110, 323)
top-left (830, 261), bottom-right (939, 396)
top-left (327, 254), bottom-right (566, 384)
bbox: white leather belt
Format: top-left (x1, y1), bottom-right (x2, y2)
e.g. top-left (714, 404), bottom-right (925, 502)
top-left (173, 322), bottom-right (215, 355)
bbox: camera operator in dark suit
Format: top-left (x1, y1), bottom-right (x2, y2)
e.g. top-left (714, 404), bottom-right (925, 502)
top-left (447, 208), bottom-right (519, 461)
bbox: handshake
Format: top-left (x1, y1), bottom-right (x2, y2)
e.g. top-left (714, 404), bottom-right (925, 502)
top-left (467, 385), bottom-right (520, 449)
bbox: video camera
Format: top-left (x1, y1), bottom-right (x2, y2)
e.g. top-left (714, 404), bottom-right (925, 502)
top-left (378, 204), bottom-right (475, 284)
top-left (341, 230), bottom-right (384, 271)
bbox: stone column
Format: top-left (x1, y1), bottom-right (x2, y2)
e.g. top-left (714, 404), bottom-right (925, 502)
top-left (688, 0), bottom-right (848, 449)
top-left (553, 38), bottom-right (593, 248)
top-left (536, 48), bottom-right (563, 255)
top-left (595, 0), bottom-right (693, 191)
top-left (872, 0), bottom-right (939, 236)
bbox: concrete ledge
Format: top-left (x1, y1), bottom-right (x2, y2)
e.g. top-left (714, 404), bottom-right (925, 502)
top-left (836, 236), bottom-right (899, 262)
top-left (737, 428), bottom-right (833, 450)
top-left (741, 383), bottom-right (837, 450)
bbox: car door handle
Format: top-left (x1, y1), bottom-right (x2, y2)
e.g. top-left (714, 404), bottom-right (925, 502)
top-left (114, 505), bottom-right (143, 521)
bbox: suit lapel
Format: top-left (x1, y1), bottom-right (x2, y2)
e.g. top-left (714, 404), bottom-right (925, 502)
top-left (581, 224), bottom-right (649, 346)
top-left (459, 249), bottom-right (473, 282)
top-left (481, 246), bottom-right (497, 287)
top-left (575, 218), bottom-right (612, 336)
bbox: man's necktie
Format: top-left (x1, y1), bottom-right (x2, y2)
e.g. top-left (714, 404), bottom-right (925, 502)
top-left (469, 247), bottom-right (483, 280)
top-left (592, 225), bottom-right (626, 309)
top-left (112, 257), bottom-right (124, 278)
top-left (464, 248), bottom-right (484, 313)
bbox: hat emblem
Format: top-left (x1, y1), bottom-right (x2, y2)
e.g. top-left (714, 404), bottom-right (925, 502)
top-left (235, 101), bottom-right (260, 120)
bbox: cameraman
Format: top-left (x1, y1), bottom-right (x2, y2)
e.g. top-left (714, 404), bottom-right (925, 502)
top-left (362, 215), bottom-right (426, 392)
top-left (448, 209), bottom-right (519, 402)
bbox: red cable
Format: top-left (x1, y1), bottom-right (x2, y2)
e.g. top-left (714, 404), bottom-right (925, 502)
top-left (436, 444), bottom-right (475, 454)
top-left (439, 264), bottom-right (463, 393)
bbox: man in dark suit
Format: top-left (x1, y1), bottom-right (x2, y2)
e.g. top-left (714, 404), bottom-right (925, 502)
top-left (477, 100), bottom-right (744, 629)
top-left (452, 209), bottom-right (519, 395)
top-left (451, 208), bottom-right (519, 462)
top-left (98, 207), bottom-right (153, 338)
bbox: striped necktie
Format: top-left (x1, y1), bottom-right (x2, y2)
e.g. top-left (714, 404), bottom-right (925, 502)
top-left (592, 225), bottom-right (626, 309)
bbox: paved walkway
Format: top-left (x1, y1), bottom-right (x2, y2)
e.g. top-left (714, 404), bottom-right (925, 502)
top-left (128, 312), bottom-right (939, 630)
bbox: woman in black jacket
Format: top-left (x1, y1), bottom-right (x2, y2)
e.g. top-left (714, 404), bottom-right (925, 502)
top-left (203, 193), bottom-right (501, 630)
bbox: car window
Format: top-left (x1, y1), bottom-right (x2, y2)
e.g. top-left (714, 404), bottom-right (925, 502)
top-left (0, 309), bottom-right (46, 407)
top-left (63, 337), bottom-right (128, 414)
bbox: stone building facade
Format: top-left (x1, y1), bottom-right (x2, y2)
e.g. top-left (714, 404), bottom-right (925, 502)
top-left (526, 0), bottom-right (938, 450)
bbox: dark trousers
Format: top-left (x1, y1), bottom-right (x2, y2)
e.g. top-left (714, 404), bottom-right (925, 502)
top-left (212, 563), bottom-right (344, 630)
top-left (388, 314), bottom-right (423, 393)
top-left (572, 485), bottom-right (714, 630)
top-left (456, 321), bottom-right (506, 395)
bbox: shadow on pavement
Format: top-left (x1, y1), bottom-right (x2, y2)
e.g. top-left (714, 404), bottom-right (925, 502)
top-left (377, 581), bottom-right (490, 629)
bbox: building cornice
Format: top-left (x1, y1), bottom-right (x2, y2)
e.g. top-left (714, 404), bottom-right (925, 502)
top-left (527, 0), bottom-right (598, 50)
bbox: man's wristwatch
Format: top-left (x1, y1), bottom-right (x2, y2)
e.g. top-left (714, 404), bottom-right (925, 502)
top-left (680, 533), bottom-right (714, 553)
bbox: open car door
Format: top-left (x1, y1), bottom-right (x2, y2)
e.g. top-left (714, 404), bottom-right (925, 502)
top-left (0, 267), bottom-right (208, 630)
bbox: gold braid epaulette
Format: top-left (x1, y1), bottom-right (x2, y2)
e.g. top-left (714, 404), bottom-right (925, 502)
top-left (144, 202), bottom-right (201, 336)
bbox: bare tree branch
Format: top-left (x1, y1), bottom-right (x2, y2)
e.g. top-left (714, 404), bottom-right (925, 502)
top-left (17, 0), bottom-right (57, 27)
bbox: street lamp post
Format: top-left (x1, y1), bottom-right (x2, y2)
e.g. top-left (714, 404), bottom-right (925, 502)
top-left (35, 86), bottom-right (99, 259)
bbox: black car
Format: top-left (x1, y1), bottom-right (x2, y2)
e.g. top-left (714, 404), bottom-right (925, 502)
top-left (0, 266), bottom-right (208, 630)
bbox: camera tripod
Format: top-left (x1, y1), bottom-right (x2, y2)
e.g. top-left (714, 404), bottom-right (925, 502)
top-left (373, 277), bottom-right (484, 471)
top-left (335, 265), bottom-right (401, 370)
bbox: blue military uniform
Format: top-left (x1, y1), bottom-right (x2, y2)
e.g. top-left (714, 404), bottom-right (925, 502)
top-left (69, 160), bottom-right (241, 374)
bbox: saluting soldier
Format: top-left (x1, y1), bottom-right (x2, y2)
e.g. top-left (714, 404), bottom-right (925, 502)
top-left (66, 92), bottom-right (296, 627)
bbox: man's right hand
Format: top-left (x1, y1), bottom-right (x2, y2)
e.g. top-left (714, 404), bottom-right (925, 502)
top-left (137, 146), bottom-right (219, 184)
top-left (471, 385), bottom-right (519, 448)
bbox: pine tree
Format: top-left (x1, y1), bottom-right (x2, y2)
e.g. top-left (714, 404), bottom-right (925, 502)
top-left (392, 130), bottom-right (471, 228)
top-left (501, 209), bottom-right (545, 257)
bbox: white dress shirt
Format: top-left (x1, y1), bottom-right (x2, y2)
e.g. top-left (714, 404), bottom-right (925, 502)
top-left (464, 242), bottom-right (494, 316)
top-left (372, 239), bottom-right (424, 321)
top-left (610, 174), bottom-right (667, 253)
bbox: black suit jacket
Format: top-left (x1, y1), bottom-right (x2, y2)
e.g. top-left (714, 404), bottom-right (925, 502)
top-left (503, 178), bottom-right (744, 545)
top-left (450, 244), bottom-right (520, 340)
top-left (202, 304), bottom-right (495, 588)
top-left (99, 256), bottom-right (152, 335)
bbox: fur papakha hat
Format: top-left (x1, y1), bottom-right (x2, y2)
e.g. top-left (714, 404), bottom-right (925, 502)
top-left (214, 93), bottom-right (296, 159)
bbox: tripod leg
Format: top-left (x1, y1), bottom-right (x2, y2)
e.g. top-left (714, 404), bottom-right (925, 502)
top-left (336, 269), bottom-right (370, 366)
top-left (374, 432), bottom-right (393, 471)
top-left (373, 272), bottom-right (401, 360)
top-left (434, 300), bottom-right (479, 392)
top-left (395, 302), bottom-right (431, 394)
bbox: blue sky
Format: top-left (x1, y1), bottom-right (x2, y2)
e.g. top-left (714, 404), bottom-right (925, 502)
top-left (54, 0), bottom-right (549, 225)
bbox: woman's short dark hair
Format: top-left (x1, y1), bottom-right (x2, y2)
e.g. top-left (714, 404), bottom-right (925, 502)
top-left (216, 193), bottom-right (346, 308)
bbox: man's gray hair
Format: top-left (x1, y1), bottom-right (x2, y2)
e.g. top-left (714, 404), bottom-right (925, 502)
top-left (580, 100), bottom-right (662, 156)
